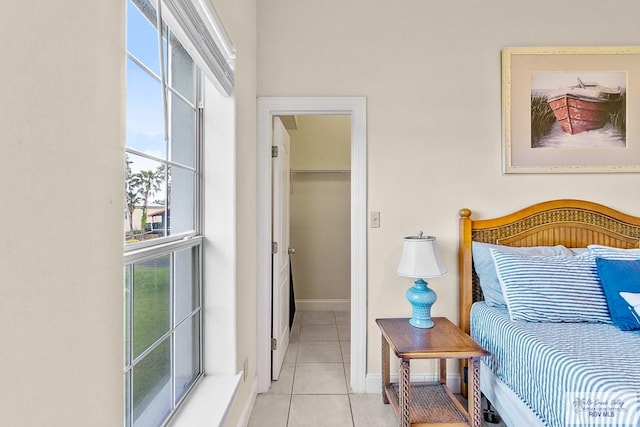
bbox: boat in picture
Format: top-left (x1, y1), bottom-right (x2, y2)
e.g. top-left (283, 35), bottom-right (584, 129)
top-left (546, 77), bottom-right (622, 135)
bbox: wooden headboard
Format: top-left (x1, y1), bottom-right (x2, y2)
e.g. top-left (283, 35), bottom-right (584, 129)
top-left (457, 199), bottom-right (640, 395)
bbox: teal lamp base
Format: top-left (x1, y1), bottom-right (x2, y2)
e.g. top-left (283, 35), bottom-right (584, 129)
top-left (406, 279), bottom-right (436, 328)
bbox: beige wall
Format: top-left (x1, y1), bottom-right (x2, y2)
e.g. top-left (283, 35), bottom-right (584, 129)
top-left (210, 0), bottom-right (258, 425)
top-left (0, 1), bottom-right (125, 425)
top-left (5, 0), bottom-right (640, 424)
top-left (290, 115), bottom-right (351, 170)
top-left (258, 0), bottom-right (640, 377)
top-left (289, 115), bottom-right (351, 301)
top-left (1, 0), bottom-right (259, 425)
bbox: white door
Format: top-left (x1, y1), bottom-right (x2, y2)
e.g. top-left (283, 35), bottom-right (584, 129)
top-left (271, 117), bottom-right (291, 380)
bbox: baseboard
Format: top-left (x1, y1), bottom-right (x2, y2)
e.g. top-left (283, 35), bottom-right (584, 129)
top-left (235, 375), bottom-right (258, 427)
top-left (365, 373), bottom-right (461, 394)
top-left (295, 299), bottom-right (350, 312)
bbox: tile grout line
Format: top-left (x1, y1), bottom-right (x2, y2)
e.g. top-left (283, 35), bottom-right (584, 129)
top-left (334, 311), bottom-right (356, 426)
top-left (286, 311), bottom-right (300, 427)
top-left (287, 333), bottom-right (298, 427)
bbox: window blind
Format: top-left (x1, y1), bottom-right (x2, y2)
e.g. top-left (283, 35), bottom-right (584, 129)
top-left (163, 0), bottom-right (235, 95)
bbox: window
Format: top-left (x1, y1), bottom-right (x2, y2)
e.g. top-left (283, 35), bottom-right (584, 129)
top-left (124, 0), bottom-right (203, 425)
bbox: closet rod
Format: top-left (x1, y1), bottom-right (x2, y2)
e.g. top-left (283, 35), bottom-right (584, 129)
top-left (291, 169), bottom-right (351, 174)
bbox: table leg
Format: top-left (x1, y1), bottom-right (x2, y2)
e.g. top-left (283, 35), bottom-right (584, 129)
top-left (460, 359), bottom-right (468, 397)
top-left (439, 358), bottom-right (446, 385)
top-left (469, 357), bottom-right (481, 427)
top-left (399, 359), bottom-right (410, 427)
top-left (382, 334), bottom-right (389, 404)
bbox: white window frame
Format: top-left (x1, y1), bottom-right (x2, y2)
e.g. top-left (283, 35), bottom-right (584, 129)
top-left (167, 77), bottom-right (240, 427)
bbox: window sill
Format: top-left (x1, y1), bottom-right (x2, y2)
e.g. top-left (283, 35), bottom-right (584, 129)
top-left (169, 373), bottom-right (242, 426)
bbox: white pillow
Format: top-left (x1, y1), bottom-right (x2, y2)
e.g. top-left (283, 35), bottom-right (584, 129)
top-left (490, 250), bottom-right (611, 323)
top-left (569, 248), bottom-right (589, 255)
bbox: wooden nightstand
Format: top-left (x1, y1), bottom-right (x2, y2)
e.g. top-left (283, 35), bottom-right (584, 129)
top-left (376, 317), bottom-right (488, 427)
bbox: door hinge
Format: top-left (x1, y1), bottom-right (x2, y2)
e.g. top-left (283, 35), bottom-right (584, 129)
top-left (271, 338), bottom-right (277, 350)
top-left (272, 242), bottom-right (278, 254)
top-left (272, 146), bottom-right (279, 158)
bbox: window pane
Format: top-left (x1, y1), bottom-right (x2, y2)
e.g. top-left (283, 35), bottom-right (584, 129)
top-left (169, 33), bottom-right (195, 104)
top-left (125, 0), bottom-right (204, 423)
top-left (167, 166), bottom-right (195, 235)
top-left (170, 93), bottom-right (196, 167)
top-left (125, 266), bottom-right (132, 365)
top-left (127, 0), bottom-right (161, 75)
top-left (126, 59), bottom-right (166, 158)
top-left (175, 247), bottom-right (199, 323)
top-left (125, 154), bottom-right (167, 243)
top-left (175, 314), bottom-right (200, 403)
top-left (133, 256), bottom-right (171, 359)
top-left (125, 371), bottom-right (132, 427)
top-left (132, 339), bottom-right (171, 427)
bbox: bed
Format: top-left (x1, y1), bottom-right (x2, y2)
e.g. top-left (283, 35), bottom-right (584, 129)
top-left (458, 199), bottom-right (640, 427)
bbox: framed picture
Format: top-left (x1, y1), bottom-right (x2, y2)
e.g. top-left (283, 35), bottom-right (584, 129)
top-left (502, 46), bottom-right (640, 173)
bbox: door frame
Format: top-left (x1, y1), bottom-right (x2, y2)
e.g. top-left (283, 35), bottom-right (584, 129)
top-left (256, 97), bottom-right (367, 393)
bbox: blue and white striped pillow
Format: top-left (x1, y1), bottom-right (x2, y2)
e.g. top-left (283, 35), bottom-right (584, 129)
top-left (588, 244), bottom-right (640, 260)
top-left (490, 249), bottom-right (611, 323)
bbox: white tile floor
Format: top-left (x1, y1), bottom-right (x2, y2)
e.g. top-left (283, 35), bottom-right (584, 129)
top-left (247, 311), bottom-right (505, 427)
top-left (248, 311), bottom-right (397, 427)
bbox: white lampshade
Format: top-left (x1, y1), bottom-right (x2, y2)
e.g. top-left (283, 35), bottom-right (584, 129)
top-left (396, 233), bottom-right (447, 279)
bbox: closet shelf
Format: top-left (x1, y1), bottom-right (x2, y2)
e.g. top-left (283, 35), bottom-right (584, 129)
top-left (291, 169), bottom-right (351, 174)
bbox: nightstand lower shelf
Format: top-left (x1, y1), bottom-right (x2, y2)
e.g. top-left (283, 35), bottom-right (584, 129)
top-left (384, 382), bottom-right (469, 427)
top-left (376, 318), bottom-right (487, 427)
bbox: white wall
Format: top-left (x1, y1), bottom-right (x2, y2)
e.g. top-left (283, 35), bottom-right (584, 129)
top-left (257, 0), bottom-right (640, 377)
top-left (0, 2), bottom-right (124, 425)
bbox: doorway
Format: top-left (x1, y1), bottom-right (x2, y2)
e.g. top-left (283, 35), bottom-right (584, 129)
top-left (288, 114), bottom-right (351, 312)
top-left (256, 97), bottom-right (367, 394)
top-left (270, 114), bottom-right (351, 380)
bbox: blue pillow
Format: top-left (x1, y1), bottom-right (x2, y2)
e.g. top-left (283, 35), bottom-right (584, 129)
top-left (472, 242), bottom-right (574, 307)
top-left (595, 258), bottom-right (640, 331)
top-left (491, 250), bottom-right (611, 323)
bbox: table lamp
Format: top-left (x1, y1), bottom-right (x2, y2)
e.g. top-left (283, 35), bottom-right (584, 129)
top-left (396, 232), bottom-right (447, 328)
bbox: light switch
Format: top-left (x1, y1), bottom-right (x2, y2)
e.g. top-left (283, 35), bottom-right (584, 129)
top-left (371, 211), bottom-right (380, 228)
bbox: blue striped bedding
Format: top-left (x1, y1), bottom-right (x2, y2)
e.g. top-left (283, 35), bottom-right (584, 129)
top-left (471, 302), bottom-right (640, 427)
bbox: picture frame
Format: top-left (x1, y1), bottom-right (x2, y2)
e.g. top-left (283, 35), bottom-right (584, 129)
top-left (502, 46), bottom-right (640, 173)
